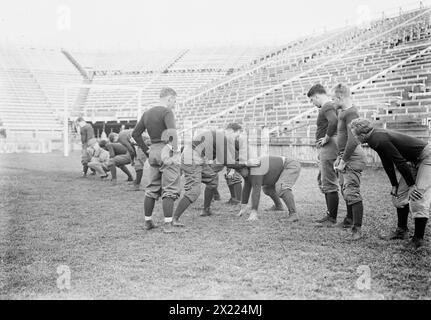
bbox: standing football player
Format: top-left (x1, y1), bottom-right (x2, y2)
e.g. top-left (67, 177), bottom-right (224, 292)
top-left (332, 84), bottom-right (367, 240)
top-left (307, 84), bottom-right (340, 227)
top-left (132, 87), bottom-right (181, 233)
top-left (76, 117), bottom-right (95, 177)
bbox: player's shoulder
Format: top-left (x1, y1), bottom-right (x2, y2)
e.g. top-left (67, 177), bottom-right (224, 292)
top-left (368, 128), bottom-right (389, 145)
top-left (322, 101), bottom-right (337, 112)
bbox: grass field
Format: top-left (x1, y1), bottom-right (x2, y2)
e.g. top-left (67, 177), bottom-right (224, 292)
top-left (0, 151), bottom-right (430, 300)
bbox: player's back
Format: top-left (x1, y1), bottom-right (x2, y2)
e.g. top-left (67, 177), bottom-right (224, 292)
top-left (107, 142), bottom-right (128, 156)
top-left (143, 106), bottom-right (176, 144)
top-left (250, 155), bottom-right (284, 185)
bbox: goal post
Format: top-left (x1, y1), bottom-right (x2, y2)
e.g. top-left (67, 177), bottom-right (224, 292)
top-left (62, 84), bottom-right (144, 157)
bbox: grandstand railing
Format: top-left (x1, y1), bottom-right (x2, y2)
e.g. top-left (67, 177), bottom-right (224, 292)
top-left (179, 7), bottom-right (431, 135)
top-left (271, 40), bottom-right (431, 136)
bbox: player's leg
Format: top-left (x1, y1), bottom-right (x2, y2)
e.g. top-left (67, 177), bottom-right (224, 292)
top-left (160, 157), bottom-right (181, 233)
top-left (143, 144), bottom-right (164, 230)
top-left (88, 160), bottom-right (106, 178)
top-left (342, 166), bottom-right (365, 240)
top-left (115, 153), bottom-right (133, 181)
top-left (232, 171), bottom-right (243, 202)
top-left (81, 144), bottom-right (90, 176)
top-left (201, 163), bottom-right (218, 216)
top-left (225, 170), bottom-right (242, 205)
top-left (381, 174), bottom-right (411, 240)
top-left (407, 145), bottom-right (431, 249)
top-left (318, 157), bottom-right (339, 227)
top-left (262, 186), bottom-right (284, 211)
top-left (210, 164), bottom-right (223, 201)
top-left (173, 163), bottom-right (202, 226)
top-left (337, 172), bottom-right (353, 228)
top-left (132, 148), bottom-right (146, 190)
top-left (212, 173), bottom-right (221, 201)
top-left (107, 158), bottom-right (118, 184)
top-left (277, 159), bottom-right (301, 222)
top-left (143, 165), bottom-right (162, 230)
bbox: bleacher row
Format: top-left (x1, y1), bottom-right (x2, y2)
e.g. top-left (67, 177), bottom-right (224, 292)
top-left (174, 8), bottom-right (431, 134)
top-left (0, 6), bottom-right (430, 146)
top-left (0, 47), bottom-right (82, 139)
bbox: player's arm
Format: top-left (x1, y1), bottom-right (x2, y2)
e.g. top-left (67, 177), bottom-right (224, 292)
top-left (318, 106), bottom-right (338, 147)
top-left (164, 109), bottom-right (178, 151)
top-left (107, 144), bottom-right (116, 158)
top-left (247, 175), bottom-right (263, 221)
top-left (249, 176), bottom-right (263, 211)
top-left (241, 177), bottom-right (252, 206)
top-left (132, 115), bottom-right (149, 156)
top-left (342, 112), bottom-right (360, 162)
top-left (324, 107), bottom-right (338, 138)
top-left (378, 142), bottom-right (415, 188)
top-left (81, 127), bottom-right (86, 145)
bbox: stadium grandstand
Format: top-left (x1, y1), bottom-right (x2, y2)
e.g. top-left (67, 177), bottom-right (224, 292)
top-left (0, 4), bottom-right (430, 156)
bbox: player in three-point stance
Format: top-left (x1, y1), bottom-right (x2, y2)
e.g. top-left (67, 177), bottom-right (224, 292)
top-left (237, 155), bottom-right (301, 222)
top-left (107, 133), bottom-right (134, 184)
top-left (172, 126), bottom-right (260, 227)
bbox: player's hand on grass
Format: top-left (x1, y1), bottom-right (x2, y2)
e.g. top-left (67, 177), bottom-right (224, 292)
top-left (409, 185), bottom-right (423, 201)
top-left (237, 204), bottom-right (248, 217)
top-left (247, 210), bottom-right (258, 221)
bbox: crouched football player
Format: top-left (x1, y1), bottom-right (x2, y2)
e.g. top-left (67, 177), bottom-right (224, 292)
top-left (237, 155), bottom-right (301, 222)
top-left (106, 134), bottom-right (134, 184)
top-left (87, 138), bottom-right (110, 179)
top-left (351, 118), bottom-right (431, 250)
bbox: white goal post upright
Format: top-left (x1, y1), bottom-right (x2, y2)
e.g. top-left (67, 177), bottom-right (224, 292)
top-left (63, 84), bottom-right (144, 157)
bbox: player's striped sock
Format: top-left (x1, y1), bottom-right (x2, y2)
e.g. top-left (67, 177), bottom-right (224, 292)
top-left (144, 216), bottom-right (152, 221)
